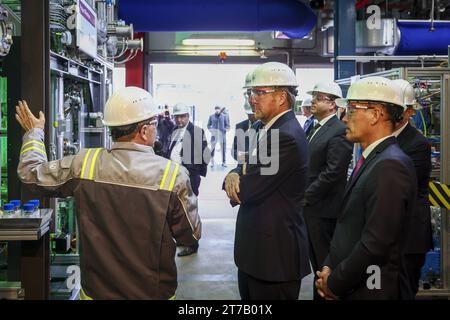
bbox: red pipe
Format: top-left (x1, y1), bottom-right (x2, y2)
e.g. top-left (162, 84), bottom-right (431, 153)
top-left (125, 32), bottom-right (144, 88)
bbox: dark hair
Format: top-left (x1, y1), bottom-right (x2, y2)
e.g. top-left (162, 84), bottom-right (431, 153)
top-left (109, 118), bottom-right (153, 141)
top-left (382, 104), bottom-right (404, 129)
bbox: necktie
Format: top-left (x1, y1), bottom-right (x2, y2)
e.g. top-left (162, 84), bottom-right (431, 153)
top-left (307, 122), bottom-right (321, 141)
top-left (351, 156), bottom-right (365, 180)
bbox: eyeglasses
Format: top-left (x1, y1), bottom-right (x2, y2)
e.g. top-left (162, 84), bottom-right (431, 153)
top-left (312, 94), bottom-right (332, 102)
top-left (148, 119), bottom-right (158, 128)
top-left (250, 88), bottom-right (279, 97)
top-left (244, 89), bottom-right (252, 99)
top-left (345, 103), bottom-right (376, 117)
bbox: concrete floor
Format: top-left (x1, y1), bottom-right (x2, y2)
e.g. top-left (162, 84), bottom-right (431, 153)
top-left (175, 163), bottom-right (314, 300)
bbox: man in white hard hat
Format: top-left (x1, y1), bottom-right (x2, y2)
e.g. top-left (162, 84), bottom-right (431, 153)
top-left (301, 98), bottom-right (315, 135)
top-left (315, 76), bottom-right (417, 300)
top-left (231, 72), bottom-right (260, 162)
top-left (166, 103), bottom-right (210, 257)
top-left (392, 79), bottom-right (433, 297)
top-left (15, 87), bottom-right (201, 299)
top-left (302, 81), bottom-right (353, 300)
top-left (224, 62), bottom-right (310, 299)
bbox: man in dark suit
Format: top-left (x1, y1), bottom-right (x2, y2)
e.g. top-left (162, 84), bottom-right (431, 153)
top-left (231, 100), bottom-right (258, 162)
top-left (166, 103), bottom-right (210, 256)
top-left (301, 98), bottom-right (315, 136)
top-left (302, 81), bottom-right (353, 300)
top-left (224, 62), bottom-right (310, 300)
top-left (392, 79), bottom-right (433, 296)
top-left (316, 76), bottom-right (417, 300)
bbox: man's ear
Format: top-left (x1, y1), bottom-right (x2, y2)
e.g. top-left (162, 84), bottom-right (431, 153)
top-left (369, 107), bottom-right (383, 126)
top-left (139, 124), bottom-right (149, 142)
top-left (278, 90), bottom-right (288, 107)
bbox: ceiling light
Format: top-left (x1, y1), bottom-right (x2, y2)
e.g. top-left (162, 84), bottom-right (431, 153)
top-left (176, 49), bottom-right (260, 57)
top-left (181, 38), bottom-right (255, 46)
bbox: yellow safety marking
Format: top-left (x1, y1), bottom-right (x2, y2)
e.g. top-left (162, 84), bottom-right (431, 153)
top-left (21, 140), bottom-right (46, 150)
top-left (81, 149), bottom-right (93, 179)
top-left (429, 195), bottom-right (440, 208)
top-left (429, 182), bottom-right (450, 209)
top-left (88, 148), bottom-right (102, 180)
top-left (20, 146), bottom-right (47, 156)
top-left (80, 288), bottom-right (93, 300)
top-left (440, 183), bottom-right (450, 200)
top-left (169, 294), bottom-right (176, 300)
top-left (159, 160), bottom-right (172, 190)
top-left (168, 164), bottom-right (180, 191)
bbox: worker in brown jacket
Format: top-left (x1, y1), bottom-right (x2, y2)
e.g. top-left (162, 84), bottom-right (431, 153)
top-left (15, 86), bottom-right (201, 299)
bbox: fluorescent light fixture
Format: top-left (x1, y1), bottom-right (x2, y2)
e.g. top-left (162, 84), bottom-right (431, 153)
top-left (182, 38), bottom-right (255, 46)
top-left (177, 49), bottom-right (260, 57)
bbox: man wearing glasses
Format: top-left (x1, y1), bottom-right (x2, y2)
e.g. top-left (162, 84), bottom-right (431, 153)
top-left (167, 103), bottom-right (210, 257)
top-left (315, 76), bottom-right (417, 300)
top-left (302, 81), bottom-right (352, 300)
top-left (224, 62), bottom-right (310, 300)
top-left (15, 87), bottom-right (201, 299)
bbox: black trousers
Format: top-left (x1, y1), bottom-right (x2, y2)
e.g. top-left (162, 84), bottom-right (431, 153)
top-left (404, 253), bottom-right (426, 296)
top-left (304, 214), bottom-right (337, 300)
top-left (238, 269), bottom-right (301, 300)
top-left (189, 174), bottom-right (201, 196)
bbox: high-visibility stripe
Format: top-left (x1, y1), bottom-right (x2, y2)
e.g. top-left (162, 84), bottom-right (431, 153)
top-left (21, 140), bottom-right (46, 150)
top-left (88, 148), bottom-right (102, 180)
top-left (429, 181), bottom-right (450, 209)
top-left (168, 164), bottom-right (179, 191)
top-left (20, 146), bottom-right (47, 156)
top-left (80, 288), bottom-right (93, 300)
top-left (159, 160), bottom-right (172, 190)
top-left (169, 294), bottom-right (176, 300)
top-left (81, 149), bottom-right (93, 179)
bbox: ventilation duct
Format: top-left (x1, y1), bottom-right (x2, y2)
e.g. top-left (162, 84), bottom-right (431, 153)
top-left (118, 0), bottom-right (317, 39)
top-left (395, 20), bottom-right (450, 55)
top-left (356, 19), bottom-right (450, 55)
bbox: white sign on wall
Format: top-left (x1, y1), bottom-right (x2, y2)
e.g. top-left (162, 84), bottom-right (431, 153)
top-left (76, 0), bottom-right (97, 58)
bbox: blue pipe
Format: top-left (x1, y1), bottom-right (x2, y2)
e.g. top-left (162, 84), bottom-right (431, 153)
top-left (396, 20), bottom-right (450, 55)
top-left (118, 0), bottom-right (317, 39)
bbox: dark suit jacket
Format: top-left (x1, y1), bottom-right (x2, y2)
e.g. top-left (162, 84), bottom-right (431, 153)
top-left (167, 122), bottom-right (210, 177)
top-left (303, 116), bottom-right (315, 136)
top-left (324, 137), bottom-right (417, 299)
top-left (396, 123), bottom-right (433, 254)
top-left (231, 119), bottom-right (257, 161)
top-left (304, 115), bottom-right (352, 218)
top-left (230, 111), bottom-right (311, 282)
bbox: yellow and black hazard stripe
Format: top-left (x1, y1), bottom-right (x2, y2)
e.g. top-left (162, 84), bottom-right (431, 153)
top-left (429, 181), bottom-right (450, 210)
top-left (80, 148), bottom-right (102, 180)
top-left (159, 160), bottom-right (180, 192)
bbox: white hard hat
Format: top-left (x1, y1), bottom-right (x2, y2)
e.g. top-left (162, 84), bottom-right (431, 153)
top-left (243, 101), bottom-right (254, 114)
top-left (301, 98), bottom-right (312, 107)
top-left (335, 76), bottom-right (404, 108)
top-left (392, 79), bottom-right (418, 110)
top-left (243, 70), bottom-right (254, 89)
top-left (250, 62), bottom-right (298, 87)
top-left (103, 86), bottom-right (158, 127)
top-left (172, 103), bottom-right (190, 116)
top-left (307, 81), bottom-right (343, 98)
